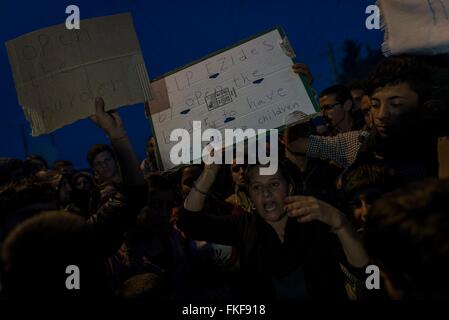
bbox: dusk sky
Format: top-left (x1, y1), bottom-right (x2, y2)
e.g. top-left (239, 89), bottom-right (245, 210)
top-left (0, 0), bottom-right (383, 168)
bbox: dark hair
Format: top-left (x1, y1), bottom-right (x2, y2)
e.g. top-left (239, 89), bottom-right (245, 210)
top-left (73, 171), bottom-right (93, 181)
top-left (367, 55), bottom-right (432, 104)
top-left (1, 211), bottom-right (106, 300)
top-left (0, 171), bottom-right (63, 213)
top-left (319, 84), bottom-right (353, 105)
top-left (0, 158), bottom-right (24, 187)
top-left (52, 159), bottom-right (73, 169)
top-left (364, 178), bottom-right (449, 298)
top-left (340, 162), bottom-right (399, 201)
top-left (24, 155), bottom-right (48, 177)
top-left (86, 144), bottom-right (115, 168)
top-left (147, 174), bottom-right (176, 194)
top-left (245, 159), bottom-right (298, 194)
top-left (25, 155), bottom-right (48, 168)
top-left (73, 171), bottom-right (94, 188)
top-left (346, 79), bottom-right (368, 93)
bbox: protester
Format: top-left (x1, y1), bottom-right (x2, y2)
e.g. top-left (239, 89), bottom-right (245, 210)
top-left (140, 136), bottom-right (160, 180)
top-left (23, 155), bottom-right (48, 177)
top-left (52, 160), bottom-right (75, 175)
top-left (364, 179), bottom-right (449, 299)
top-left (0, 50), bottom-right (448, 304)
top-left (288, 55), bottom-right (441, 184)
top-left (177, 159), bottom-right (368, 300)
top-left (0, 97), bottom-right (146, 302)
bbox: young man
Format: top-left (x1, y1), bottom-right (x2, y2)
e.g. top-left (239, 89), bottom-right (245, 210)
top-left (289, 55), bottom-right (439, 183)
top-left (319, 84), bottom-right (357, 135)
top-left (87, 144), bottom-right (121, 186)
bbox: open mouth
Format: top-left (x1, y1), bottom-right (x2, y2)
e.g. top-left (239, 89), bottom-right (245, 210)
top-left (263, 202), bottom-right (277, 212)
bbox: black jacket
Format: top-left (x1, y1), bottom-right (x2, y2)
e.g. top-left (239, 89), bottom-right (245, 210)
top-left (177, 207), bottom-right (348, 301)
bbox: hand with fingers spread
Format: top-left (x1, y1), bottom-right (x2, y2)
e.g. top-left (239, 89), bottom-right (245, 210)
top-left (284, 195), bottom-right (369, 268)
top-left (292, 63), bottom-right (313, 86)
top-left (90, 97), bottom-right (126, 140)
top-left (284, 195), bottom-right (346, 231)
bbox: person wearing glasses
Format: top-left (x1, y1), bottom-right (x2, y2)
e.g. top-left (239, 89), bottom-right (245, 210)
top-left (319, 84), bottom-right (358, 136)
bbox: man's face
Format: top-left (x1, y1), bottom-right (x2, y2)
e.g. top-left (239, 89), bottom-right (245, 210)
top-left (93, 151), bottom-right (118, 183)
top-left (370, 82), bottom-right (419, 138)
top-left (351, 89), bottom-right (365, 111)
top-left (320, 93), bottom-right (347, 128)
top-left (248, 168), bottom-right (288, 222)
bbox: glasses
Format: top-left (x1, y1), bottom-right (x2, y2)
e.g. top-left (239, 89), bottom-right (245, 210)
top-left (321, 102), bottom-right (341, 112)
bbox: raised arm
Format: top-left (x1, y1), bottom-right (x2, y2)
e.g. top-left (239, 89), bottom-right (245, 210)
top-left (183, 160), bottom-right (221, 212)
top-left (292, 62), bottom-right (313, 86)
top-left (90, 97), bottom-right (144, 186)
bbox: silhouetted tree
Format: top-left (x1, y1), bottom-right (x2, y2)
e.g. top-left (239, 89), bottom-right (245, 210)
top-left (338, 40), bottom-right (384, 84)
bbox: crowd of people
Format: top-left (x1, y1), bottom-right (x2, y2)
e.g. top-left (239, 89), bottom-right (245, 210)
top-left (0, 54), bottom-right (448, 303)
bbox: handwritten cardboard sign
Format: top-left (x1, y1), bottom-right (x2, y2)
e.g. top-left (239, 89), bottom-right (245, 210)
top-left (6, 12), bottom-right (151, 136)
top-left (380, 0), bottom-right (449, 55)
top-left (149, 28), bottom-right (318, 171)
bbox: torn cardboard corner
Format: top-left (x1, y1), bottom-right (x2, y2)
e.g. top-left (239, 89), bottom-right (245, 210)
top-left (279, 36), bottom-right (296, 58)
top-left (6, 12), bottom-right (151, 136)
top-left (379, 0), bottom-right (449, 56)
top-left (148, 78), bottom-right (170, 115)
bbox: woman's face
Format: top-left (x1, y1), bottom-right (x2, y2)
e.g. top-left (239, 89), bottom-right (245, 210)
top-left (247, 167), bottom-right (289, 222)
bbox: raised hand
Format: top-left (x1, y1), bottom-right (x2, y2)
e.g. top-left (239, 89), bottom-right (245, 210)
top-left (292, 63), bottom-right (313, 86)
top-left (284, 195), bottom-right (346, 231)
top-left (202, 145), bottom-right (221, 178)
top-left (285, 195), bottom-right (369, 268)
top-left (90, 97), bottom-right (126, 140)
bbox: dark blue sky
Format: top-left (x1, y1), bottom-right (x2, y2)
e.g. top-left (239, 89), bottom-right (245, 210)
top-left (0, 0), bottom-right (382, 168)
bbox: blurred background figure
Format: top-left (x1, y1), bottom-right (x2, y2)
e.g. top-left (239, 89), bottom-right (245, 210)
top-left (52, 159), bottom-right (75, 175)
top-left (140, 136), bottom-right (160, 180)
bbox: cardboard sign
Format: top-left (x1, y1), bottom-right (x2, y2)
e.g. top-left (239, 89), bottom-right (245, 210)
top-left (149, 28), bottom-right (318, 171)
top-left (6, 13), bottom-right (151, 136)
top-left (380, 0), bottom-right (449, 55)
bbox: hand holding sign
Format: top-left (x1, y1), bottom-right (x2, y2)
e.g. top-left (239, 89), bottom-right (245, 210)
top-left (90, 97), bottom-right (126, 140)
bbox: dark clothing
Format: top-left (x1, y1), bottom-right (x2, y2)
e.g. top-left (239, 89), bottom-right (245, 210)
top-left (177, 208), bottom-right (347, 301)
top-left (87, 184), bottom-right (147, 257)
top-left (297, 159), bottom-right (342, 205)
top-left (351, 108), bottom-right (366, 131)
top-left (308, 129), bottom-right (439, 185)
top-left (353, 131), bottom-right (439, 185)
